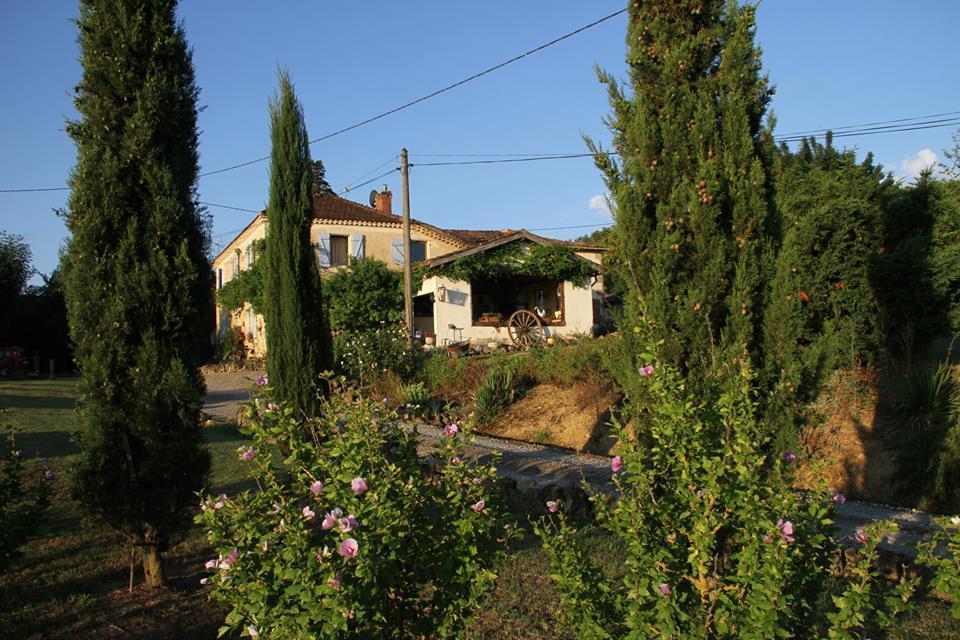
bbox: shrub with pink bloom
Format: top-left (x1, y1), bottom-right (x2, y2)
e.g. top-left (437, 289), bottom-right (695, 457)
top-left (350, 477), bottom-right (367, 495)
top-left (777, 519), bottom-right (795, 543)
top-left (536, 326), bottom-right (916, 639)
top-left (197, 383), bottom-right (511, 639)
top-left (339, 538), bottom-right (359, 558)
top-left (610, 455), bottom-right (623, 473)
top-left (0, 430), bottom-right (51, 569)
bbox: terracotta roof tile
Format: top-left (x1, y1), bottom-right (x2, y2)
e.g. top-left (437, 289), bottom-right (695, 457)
top-left (213, 194), bottom-right (608, 267)
top-left (313, 192), bottom-right (400, 224)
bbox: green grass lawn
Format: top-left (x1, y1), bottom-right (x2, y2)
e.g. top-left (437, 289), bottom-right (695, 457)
top-left (0, 378), bottom-right (957, 639)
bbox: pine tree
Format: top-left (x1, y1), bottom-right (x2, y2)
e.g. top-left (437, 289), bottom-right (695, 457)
top-left (589, 0), bottom-right (775, 383)
top-left (63, 0), bottom-right (211, 587)
top-left (262, 71), bottom-right (332, 415)
top-left (764, 136), bottom-right (890, 447)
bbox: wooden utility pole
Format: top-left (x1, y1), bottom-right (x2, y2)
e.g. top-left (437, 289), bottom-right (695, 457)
top-left (400, 148), bottom-right (414, 346)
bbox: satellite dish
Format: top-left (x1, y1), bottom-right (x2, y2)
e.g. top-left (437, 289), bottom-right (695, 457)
top-left (369, 190), bottom-right (378, 207)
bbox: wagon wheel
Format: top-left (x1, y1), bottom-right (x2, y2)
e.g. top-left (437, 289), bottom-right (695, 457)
top-left (507, 310), bottom-right (544, 348)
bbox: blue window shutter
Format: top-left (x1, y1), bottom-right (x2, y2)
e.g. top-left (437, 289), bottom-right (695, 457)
top-left (351, 234), bottom-right (365, 259)
top-left (318, 233), bottom-right (331, 268)
top-left (391, 238), bottom-right (404, 265)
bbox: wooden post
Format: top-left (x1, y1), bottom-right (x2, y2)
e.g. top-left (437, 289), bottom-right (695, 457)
top-left (400, 148), bottom-right (414, 347)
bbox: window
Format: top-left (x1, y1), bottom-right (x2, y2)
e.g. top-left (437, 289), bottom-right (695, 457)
top-left (330, 235), bottom-right (349, 267)
top-left (217, 268), bottom-right (223, 289)
top-left (391, 239), bottom-right (427, 264)
top-left (410, 240), bottom-right (427, 263)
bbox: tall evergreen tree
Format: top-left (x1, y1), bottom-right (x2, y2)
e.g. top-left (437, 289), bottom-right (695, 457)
top-left (262, 71), bottom-right (332, 414)
top-left (63, 0), bottom-right (211, 587)
top-left (589, 0), bottom-right (775, 383)
top-left (764, 136), bottom-right (891, 446)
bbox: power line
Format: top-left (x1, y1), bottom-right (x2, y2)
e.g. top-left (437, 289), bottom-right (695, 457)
top-left (408, 117), bottom-right (960, 167)
top-left (340, 155), bottom-right (399, 193)
top-left (528, 222), bottom-right (611, 231)
top-left (777, 117), bottom-right (960, 143)
top-left (412, 153), bottom-right (599, 167)
top-left (776, 110), bottom-right (960, 138)
top-left (212, 227), bottom-right (247, 238)
top-left (197, 8), bottom-right (626, 178)
top-left (337, 168), bottom-right (400, 196)
top-left (200, 200), bottom-right (261, 213)
top-left (4, 109), bottom-right (958, 194)
top-left (0, 186), bottom-right (69, 193)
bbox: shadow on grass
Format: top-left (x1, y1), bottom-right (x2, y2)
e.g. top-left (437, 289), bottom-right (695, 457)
top-left (202, 422), bottom-right (246, 444)
top-left (16, 430), bottom-right (80, 458)
top-left (0, 394), bottom-right (76, 411)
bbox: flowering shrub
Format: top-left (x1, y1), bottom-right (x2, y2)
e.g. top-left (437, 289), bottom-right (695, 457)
top-left (333, 323), bottom-right (421, 386)
top-left (197, 382), bottom-right (511, 639)
top-left (826, 522), bottom-right (917, 639)
top-left (0, 427), bottom-right (51, 569)
top-left (536, 323), bottom-right (916, 639)
top-left (917, 515), bottom-right (960, 619)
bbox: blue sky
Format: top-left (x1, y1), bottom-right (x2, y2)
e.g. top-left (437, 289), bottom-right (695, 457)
top-left (2, 1), bottom-right (959, 280)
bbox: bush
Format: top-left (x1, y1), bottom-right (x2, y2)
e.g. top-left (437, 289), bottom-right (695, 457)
top-left (198, 383), bottom-right (512, 639)
top-left (917, 515), bottom-right (960, 620)
top-left (398, 381), bottom-right (433, 416)
top-left (323, 259), bottom-right (403, 333)
top-left (535, 322), bottom-right (917, 639)
top-left (333, 323), bottom-right (421, 386)
top-left (473, 368), bottom-right (515, 425)
top-left (526, 338), bottom-right (615, 388)
top-left (891, 361), bottom-right (960, 512)
top-left (0, 425), bottom-right (51, 569)
top-left (215, 326), bottom-right (245, 363)
top-left (417, 353), bottom-right (487, 404)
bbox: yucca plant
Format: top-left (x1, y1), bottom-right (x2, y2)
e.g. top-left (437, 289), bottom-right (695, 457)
top-left (892, 360), bottom-right (960, 510)
top-left (473, 368), bottom-right (514, 425)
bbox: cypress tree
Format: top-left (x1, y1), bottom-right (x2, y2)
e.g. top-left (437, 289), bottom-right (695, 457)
top-left (764, 136), bottom-right (890, 447)
top-left (63, 0), bottom-right (211, 586)
top-left (262, 71), bottom-right (332, 414)
top-left (589, 0), bottom-right (775, 383)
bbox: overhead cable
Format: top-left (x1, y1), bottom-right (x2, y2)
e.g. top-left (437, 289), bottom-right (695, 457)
top-left (198, 8), bottom-right (626, 178)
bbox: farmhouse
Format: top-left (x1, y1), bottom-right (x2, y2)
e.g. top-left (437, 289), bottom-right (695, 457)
top-left (211, 186), bottom-right (606, 355)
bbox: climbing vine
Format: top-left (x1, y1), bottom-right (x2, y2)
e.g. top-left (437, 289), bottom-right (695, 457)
top-left (217, 239), bottom-right (265, 314)
top-left (418, 242), bottom-right (597, 286)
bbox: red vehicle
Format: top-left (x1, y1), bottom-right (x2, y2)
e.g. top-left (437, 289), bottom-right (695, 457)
top-left (0, 346), bottom-right (31, 378)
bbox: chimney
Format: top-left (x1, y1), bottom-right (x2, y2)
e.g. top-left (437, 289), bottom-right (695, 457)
top-left (374, 185), bottom-right (392, 214)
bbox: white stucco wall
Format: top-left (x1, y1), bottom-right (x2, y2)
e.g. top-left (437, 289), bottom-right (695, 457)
top-left (419, 275), bottom-right (598, 346)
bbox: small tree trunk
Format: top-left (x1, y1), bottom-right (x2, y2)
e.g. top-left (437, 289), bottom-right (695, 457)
top-left (129, 546), bottom-right (135, 593)
top-left (141, 544), bottom-right (164, 587)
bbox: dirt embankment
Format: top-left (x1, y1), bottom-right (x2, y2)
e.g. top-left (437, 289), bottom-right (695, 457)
top-left (796, 370), bottom-right (900, 503)
top-left (484, 372), bottom-right (904, 503)
top-left (481, 381), bottom-right (621, 455)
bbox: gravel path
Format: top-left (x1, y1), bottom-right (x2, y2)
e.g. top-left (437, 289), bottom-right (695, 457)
top-left (202, 368), bottom-right (264, 422)
top-left (202, 370), bottom-right (942, 557)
